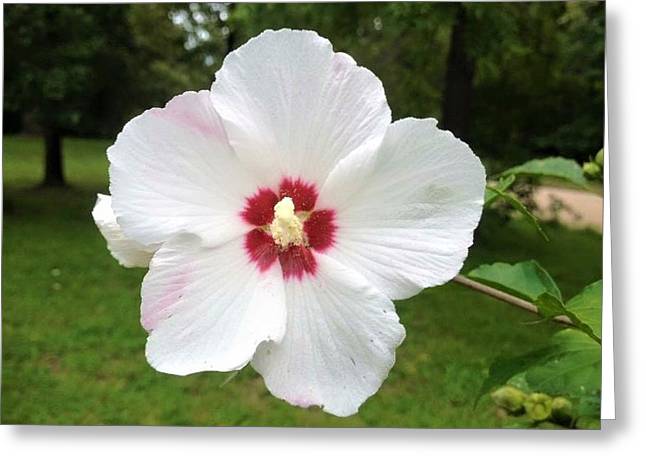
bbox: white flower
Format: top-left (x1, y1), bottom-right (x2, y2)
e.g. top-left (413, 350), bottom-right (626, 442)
top-left (93, 29), bottom-right (485, 417)
top-left (92, 194), bottom-right (157, 268)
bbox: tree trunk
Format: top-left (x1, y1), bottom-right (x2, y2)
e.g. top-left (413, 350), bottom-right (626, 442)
top-left (441, 5), bottom-right (475, 140)
top-left (225, 3), bottom-right (236, 54)
top-left (42, 126), bottom-right (65, 187)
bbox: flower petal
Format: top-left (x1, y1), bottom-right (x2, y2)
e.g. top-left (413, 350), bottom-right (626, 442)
top-left (108, 90), bottom-right (259, 247)
top-left (143, 234), bottom-right (286, 374)
top-left (91, 194), bottom-right (156, 268)
top-left (319, 118), bottom-right (486, 300)
top-left (251, 254), bottom-right (405, 417)
top-left (211, 29), bottom-right (391, 188)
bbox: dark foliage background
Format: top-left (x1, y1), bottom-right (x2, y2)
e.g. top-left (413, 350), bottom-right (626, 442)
top-left (3, 1), bottom-right (604, 184)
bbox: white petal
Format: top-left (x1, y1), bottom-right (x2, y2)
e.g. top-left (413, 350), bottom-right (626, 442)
top-left (211, 29), bottom-right (391, 188)
top-left (108, 90), bottom-right (259, 247)
top-left (251, 254), bottom-right (405, 417)
top-left (143, 234), bottom-right (286, 375)
top-left (91, 194), bottom-right (156, 268)
top-left (319, 118), bottom-right (486, 300)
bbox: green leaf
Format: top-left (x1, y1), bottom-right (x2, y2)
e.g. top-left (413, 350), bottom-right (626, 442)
top-left (484, 174), bottom-right (516, 207)
top-left (468, 260), bottom-right (562, 302)
top-left (534, 292), bottom-right (569, 317)
top-left (501, 157), bottom-right (588, 188)
top-left (575, 393), bottom-right (601, 419)
top-left (534, 280), bottom-right (602, 343)
top-left (468, 263), bottom-right (600, 342)
top-left (524, 329), bottom-right (601, 398)
top-left (484, 187), bottom-right (498, 207)
top-left (477, 347), bottom-right (553, 403)
top-left (479, 329), bottom-right (601, 405)
top-left (498, 174), bottom-right (517, 191)
top-left (486, 186), bottom-right (548, 240)
top-left (565, 281), bottom-right (602, 339)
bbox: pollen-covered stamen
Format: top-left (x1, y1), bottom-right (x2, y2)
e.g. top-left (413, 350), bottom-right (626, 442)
top-left (243, 180), bottom-right (335, 278)
top-left (269, 197), bottom-right (306, 249)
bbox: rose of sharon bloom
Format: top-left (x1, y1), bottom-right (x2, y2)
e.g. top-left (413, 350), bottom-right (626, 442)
top-left (92, 29), bottom-right (485, 417)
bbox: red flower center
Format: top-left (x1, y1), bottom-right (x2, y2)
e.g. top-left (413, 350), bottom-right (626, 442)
top-left (241, 177), bottom-right (337, 280)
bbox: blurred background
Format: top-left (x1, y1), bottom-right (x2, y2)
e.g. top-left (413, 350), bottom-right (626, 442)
top-left (2, 2), bottom-right (604, 427)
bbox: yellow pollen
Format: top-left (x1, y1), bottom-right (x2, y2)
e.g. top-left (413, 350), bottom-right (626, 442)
top-left (270, 197), bottom-right (305, 248)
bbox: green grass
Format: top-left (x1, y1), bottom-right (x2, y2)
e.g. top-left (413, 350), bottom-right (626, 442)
top-left (1, 135), bottom-right (602, 427)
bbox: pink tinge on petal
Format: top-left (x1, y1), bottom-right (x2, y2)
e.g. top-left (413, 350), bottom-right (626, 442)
top-left (279, 245), bottom-right (317, 280)
top-left (141, 268), bottom-right (190, 332)
top-left (279, 177), bottom-right (318, 211)
top-left (304, 209), bottom-right (337, 252)
top-left (151, 92), bottom-right (227, 140)
top-left (287, 394), bottom-right (319, 409)
top-left (241, 188), bottom-right (279, 226)
top-left (244, 229), bottom-right (278, 272)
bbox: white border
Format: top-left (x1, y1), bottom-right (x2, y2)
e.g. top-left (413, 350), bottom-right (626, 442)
top-left (601, 54), bottom-right (615, 420)
top-left (4, 0), bottom-right (646, 468)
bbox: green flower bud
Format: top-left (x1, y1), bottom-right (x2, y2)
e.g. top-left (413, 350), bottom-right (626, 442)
top-left (491, 385), bottom-right (527, 413)
top-left (524, 393), bottom-right (553, 421)
top-left (550, 396), bottom-right (574, 425)
top-left (583, 162), bottom-right (601, 180)
top-left (595, 148), bottom-right (604, 167)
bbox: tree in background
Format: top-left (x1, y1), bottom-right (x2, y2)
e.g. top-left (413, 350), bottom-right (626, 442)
top-left (223, 1), bottom-right (603, 167)
top-left (3, 2), bottom-right (605, 186)
top-left (441, 3), bottom-right (475, 140)
top-left (467, 1), bottom-right (605, 170)
top-left (3, 4), bottom-right (200, 186)
top-left (5, 5), bottom-right (102, 186)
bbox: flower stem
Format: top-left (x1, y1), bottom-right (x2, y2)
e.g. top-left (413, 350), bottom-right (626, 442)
top-left (452, 275), bottom-right (572, 326)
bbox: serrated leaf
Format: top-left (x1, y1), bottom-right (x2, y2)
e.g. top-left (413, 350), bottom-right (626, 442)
top-left (534, 281), bottom-right (602, 343)
top-left (486, 186), bottom-right (548, 240)
top-left (525, 329), bottom-right (601, 398)
top-left (468, 260), bottom-right (562, 302)
top-left (476, 347), bottom-right (553, 404)
top-left (480, 330), bottom-right (601, 406)
top-left (468, 263), bottom-right (600, 342)
top-left (501, 157), bottom-right (588, 188)
top-left (566, 281), bottom-right (602, 339)
top-left (534, 292), bottom-right (568, 317)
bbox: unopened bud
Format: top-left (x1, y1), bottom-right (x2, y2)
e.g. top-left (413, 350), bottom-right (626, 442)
top-left (583, 162), bottom-right (601, 180)
top-left (595, 148), bottom-right (604, 167)
top-left (524, 393), bottom-right (553, 421)
top-left (551, 396), bottom-right (574, 425)
top-left (491, 385), bottom-right (526, 413)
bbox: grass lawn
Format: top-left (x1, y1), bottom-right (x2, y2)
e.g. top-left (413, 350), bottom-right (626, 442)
top-left (1, 135), bottom-right (603, 427)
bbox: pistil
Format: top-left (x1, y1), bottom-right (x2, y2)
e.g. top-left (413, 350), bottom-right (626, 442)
top-left (269, 197), bottom-right (306, 249)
